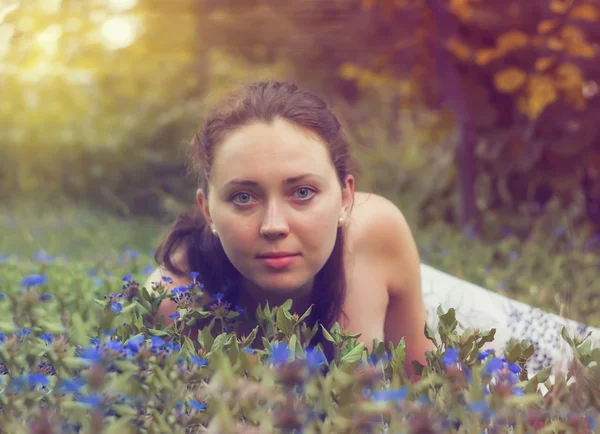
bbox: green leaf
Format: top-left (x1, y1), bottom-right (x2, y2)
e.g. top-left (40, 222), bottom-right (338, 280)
top-left (101, 415), bottom-right (136, 434)
top-left (280, 299), bottom-right (293, 311)
top-left (198, 326), bottom-right (214, 351)
top-left (560, 326), bottom-right (575, 347)
top-left (297, 304), bottom-right (313, 325)
top-left (341, 342), bottom-right (365, 363)
top-left (69, 313), bottom-right (89, 347)
top-left (288, 334), bottom-right (298, 357)
top-left (276, 306), bottom-right (292, 336)
top-left (320, 325), bottom-right (338, 346)
top-left (147, 328), bottom-right (170, 337)
top-left (424, 323), bottom-right (438, 347)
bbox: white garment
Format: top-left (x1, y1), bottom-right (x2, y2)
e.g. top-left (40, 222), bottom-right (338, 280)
top-left (420, 263), bottom-right (600, 378)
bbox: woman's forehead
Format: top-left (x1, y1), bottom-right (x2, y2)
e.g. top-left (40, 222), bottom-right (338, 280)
top-left (211, 120), bottom-right (335, 184)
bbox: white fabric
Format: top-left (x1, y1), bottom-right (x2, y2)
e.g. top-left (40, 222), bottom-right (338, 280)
top-left (420, 263), bottom-right (600, 378)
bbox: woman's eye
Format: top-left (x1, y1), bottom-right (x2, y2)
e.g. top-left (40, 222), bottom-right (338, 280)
top-left (232, 192), bottom-right (254, 204)
top-left (294, 187), bottom-right (316, 200)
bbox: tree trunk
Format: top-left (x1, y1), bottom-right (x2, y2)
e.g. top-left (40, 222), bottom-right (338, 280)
top-left (424, 0), bottom-right (480, 232)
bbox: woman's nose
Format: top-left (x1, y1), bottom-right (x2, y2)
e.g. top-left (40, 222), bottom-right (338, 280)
top-left (259, 202), bottom-right (289, 238)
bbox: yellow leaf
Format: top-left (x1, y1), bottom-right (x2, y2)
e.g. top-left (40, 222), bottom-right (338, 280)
top-left (555, 62), bottom-right (583, 89)
top-left (519, 74), bottom-right (557, 119)
top-left (567, 42), bottom-right (597, 58)
top-left (538, 19), bottom-right (557, 34)
top-left (447, 37), bottom-right (472, 61)
top-left (561, 25), bottom-right (585, 44)
top-left (474, 48), bottom-right (501, 66)
top-left (339, 63), bottom-right (358, 80)
top-left (535, 56), bottom-right (556, 72)
top-left (569, 4), bottom-right (599, 21)
top-left (550, 0), bottom-right (570, 14)
top-left (547, 36), bottom-right (565, 51)
top-left (497, 30), bottom-right (529, 53)
top-left (494, 67), bottom-right (527, 93)
top-left (450, 0), bottom-right (473, 22)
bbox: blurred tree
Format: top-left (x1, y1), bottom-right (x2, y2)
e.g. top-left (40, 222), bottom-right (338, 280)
top-left (0, 0), bottom-right (206, 214)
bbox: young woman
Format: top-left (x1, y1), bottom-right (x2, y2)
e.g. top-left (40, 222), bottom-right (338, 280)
top-left (146, 80), bottom-right (435, 378)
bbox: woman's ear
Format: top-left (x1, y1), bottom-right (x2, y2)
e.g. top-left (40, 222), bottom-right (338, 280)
top-left (196, 188), bottom-right (213, 225)
top-left (341, 174), bottom-right (355, 219)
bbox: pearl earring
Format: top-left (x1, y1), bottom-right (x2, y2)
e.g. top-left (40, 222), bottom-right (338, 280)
top-left (211, 227), bottom-right (218, 236)
top-left (338, 216), bottom-right (344, 226)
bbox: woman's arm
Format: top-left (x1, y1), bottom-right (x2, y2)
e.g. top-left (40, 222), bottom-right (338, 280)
top-left (367, 197), bottom-right (436, 381)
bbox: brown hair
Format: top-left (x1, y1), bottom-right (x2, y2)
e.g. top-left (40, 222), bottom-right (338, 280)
top-left (154, 80), bottom-right (357, 356)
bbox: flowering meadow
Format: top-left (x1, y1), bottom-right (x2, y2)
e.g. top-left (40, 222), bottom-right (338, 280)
top-left (1, 210), bottom-right (599, 433)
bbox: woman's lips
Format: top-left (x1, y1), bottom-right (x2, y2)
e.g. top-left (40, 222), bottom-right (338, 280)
top-left (258, 254), bottom-right (299, 269)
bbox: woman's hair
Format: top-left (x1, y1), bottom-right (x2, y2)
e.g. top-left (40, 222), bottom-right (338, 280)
top-left (154, 80), bottom-right (358, 356)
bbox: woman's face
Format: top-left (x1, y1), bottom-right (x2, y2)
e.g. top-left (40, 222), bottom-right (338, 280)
top-left (197, 118), bottom-right (354, 301)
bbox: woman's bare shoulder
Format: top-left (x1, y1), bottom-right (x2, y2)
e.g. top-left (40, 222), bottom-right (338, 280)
top-left (348, 191), bottom-right (407, 243)
top-left (349, 191), bottom-right (418, 286)
top-left (143, 248), bottom-right (192, 295)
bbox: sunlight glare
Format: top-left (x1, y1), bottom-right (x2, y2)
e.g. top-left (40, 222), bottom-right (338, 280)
top-left (108, 0), bottom-right (138, 12)
top-left (100, 16), bottom-right (136, 50)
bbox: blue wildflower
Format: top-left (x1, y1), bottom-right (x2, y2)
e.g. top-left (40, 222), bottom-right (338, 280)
top-left (89, 338), bottom-right (101, 346)
top-left (442, 348), bottom-right (460, 366)
top-left (167, 341), bottom-right (180, 352)
top-left (212, 292), bottom-right (225, 302)
top-left (484, 357), bottom-right (505, 375)
top-left (371, 386), bottom-right (409, 402)
top-left (28, 373), bottom-right (49, 386)
top-left (368, 352), bottom-right (390, 365)
top-left (20, 274), bottom-right (48, 288)
top-left (110, 302), bottom-right (122, 314)
top-left (162, 276), bottom-right (173, 283)
top-left (104, 340), bottom-right (123, 353)
top-left (507, 363), bottom-right (521, 374)
top-left (170, 286), bottom-right (189, 296)
top-left (79, 394), bottom-right (102, 408)
top-left (242, 347), bottom-right (255, 354)
top-left (189, 271), bottom-right (200, 280)
top-left (80, 346), bottom-right (104, 363)
top-left (40, 333), bottom-right (53, 343)
top-left (150, 336), bottom-right (166, 349)
top-left (59, 378), bottom-right (84, 394)
top-left (234, 306), bottom-right (245, 315)
top-left (305, 348), bottom-right (327, 372)
top-left (20, 328), bottom-right (32, 336)
top-left (122, 274), bottom-right (132, 282)
top-left (143, 265), bottom-right (154, 275)
top-left (188, 400), bottom-right (206, 411)
top-left (168, 312), bottom-right (180, 320)
top-left (477, 349), bottom-right (493, 360)
top-left (512, 387), bottom-right (525, 396)
top-left (126, 335), bottom-right (145, 355)
top-left (34, 249), bottom-right (54, 262)
top-left (39, 292), bottom-right (52, 301)
top-left (190, 355), bottom-right (208, 367)
top-left (268, 343), bottom-right (291, 366)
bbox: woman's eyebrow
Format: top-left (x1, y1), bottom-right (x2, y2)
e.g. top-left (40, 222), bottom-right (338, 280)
top-left (223, 173), bottom-right (325, 187)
